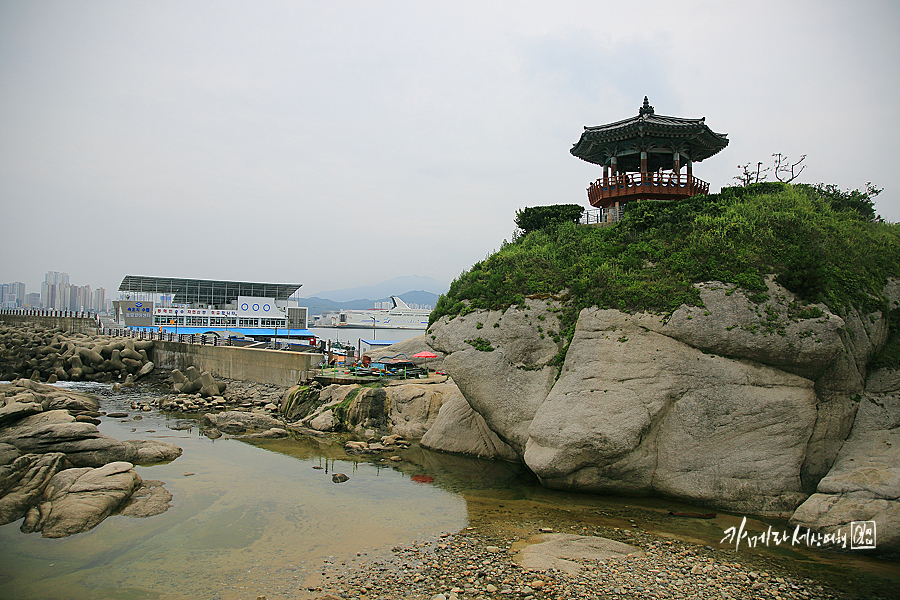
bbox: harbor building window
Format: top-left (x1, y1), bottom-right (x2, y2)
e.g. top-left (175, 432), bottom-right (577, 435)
top-left (239, 318), bottom-right (258, 327)
top-left (157, 316), bottom-right (184, 325)
top-left (260, 319), bottom-right (286, 328)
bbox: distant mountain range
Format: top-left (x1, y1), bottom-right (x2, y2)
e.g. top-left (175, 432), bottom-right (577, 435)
top-left (306, 275), bottom-right (447, 302)
top-left (301, 276), bottom-right (447, 316)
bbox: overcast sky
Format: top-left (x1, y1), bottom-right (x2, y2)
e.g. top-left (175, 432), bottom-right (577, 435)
top-left (2, 1), bottom-right (898, 299)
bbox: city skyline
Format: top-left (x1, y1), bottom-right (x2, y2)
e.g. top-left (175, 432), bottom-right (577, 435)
top-left (1, 270), bottom-right (109, 312)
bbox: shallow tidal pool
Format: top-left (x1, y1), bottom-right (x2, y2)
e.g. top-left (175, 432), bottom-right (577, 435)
top-left (0, 382), bottom-right (896, 599)
top-left (0, 383), bottom-right (471, 600)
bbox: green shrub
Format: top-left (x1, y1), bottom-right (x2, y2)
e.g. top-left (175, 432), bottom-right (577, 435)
top-left (429, 183), bottom-right (900, 362)
top-left (514, 204), bottom-right (585, 235)
top-left (465, 337), bottom-right (495, 352)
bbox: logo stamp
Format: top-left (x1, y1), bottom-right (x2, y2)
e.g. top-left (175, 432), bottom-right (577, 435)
top-left (850, 521), bottom-right (877, 550)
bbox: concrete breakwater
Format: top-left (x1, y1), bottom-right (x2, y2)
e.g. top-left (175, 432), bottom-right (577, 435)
top-left (0, 317), bottom-right (324, 388)
top-left (152, 340), bottom-right (322, 388)
top-left (0, 311), bottom-right (99, 336)
top-left (0, 322), bottom-right (156, 384)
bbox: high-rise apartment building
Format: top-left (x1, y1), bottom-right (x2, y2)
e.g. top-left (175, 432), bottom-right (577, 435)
top-left (94, 287), bottom-right (107, 313)
top-left (41, 271), bottom-right (69, 309)
top-left (0, 282), bottom-right (26, 308)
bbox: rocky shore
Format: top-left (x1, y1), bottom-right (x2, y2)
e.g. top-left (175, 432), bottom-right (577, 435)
top-left (301, 510), bottom-right (894, 600)
top-left (0, 378), bottom-right (182, 537)
top-left (424, 278), bottom-right (900, 553)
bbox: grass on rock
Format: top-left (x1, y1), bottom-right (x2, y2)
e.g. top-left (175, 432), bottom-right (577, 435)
top-left (430, 183), bottom-right (900, 365)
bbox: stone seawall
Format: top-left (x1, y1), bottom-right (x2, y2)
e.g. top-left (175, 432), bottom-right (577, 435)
top-left (0, 314), bottom-right (98, 336)
top-left (151, 341), bottom-right (323, 388)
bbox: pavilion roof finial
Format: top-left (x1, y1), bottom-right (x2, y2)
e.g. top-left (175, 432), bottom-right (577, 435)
top-left (639, 96), bottom-right (654, 116)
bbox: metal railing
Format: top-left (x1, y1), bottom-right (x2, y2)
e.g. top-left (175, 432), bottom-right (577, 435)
top-left (98, 327), bottom-right (234, 347)
top-left (0, 307), bottom-right (99, 319)
top-left (580, 206), bottom-right (624, 225)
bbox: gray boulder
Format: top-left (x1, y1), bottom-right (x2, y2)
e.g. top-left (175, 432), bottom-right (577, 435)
top-left (299, 382), bottom-right (453, 437)
top-left (525, 307), bottom-right (816, 514)
top-left (0, 400), bottom-right (43, 428)
top-left (1, 418), bottom-right (131, 467)
top-left (0, 452), bottom-right (66, 525)
top-left (428, 298), bottom-right (564, 454)
top-left (790, 375), bottom-right (900, 553)
top-left (201, 410), bottom-right (282, 434)
top-left (383, 383), bottom-right (448, 438)
top-left (117, 479), bottom-right (172, 518)
top-left (122, 440), bottom-right (183, 464)
top-left (309, 409), bottom-right (336, 432)
top-left (517, 533), bottom-right (642, 575)
top-left (21, 461), bottom-right (142, 537)
top-left (420, 387), bottom-right (519, 461)
top-left (45, 391), bottom-right (100, 415)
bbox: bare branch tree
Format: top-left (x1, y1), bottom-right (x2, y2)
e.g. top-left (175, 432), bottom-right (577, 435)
top-left (773, 153), bottom-right (807, 183)
top-left (734, 161), bottom-right (769, 187)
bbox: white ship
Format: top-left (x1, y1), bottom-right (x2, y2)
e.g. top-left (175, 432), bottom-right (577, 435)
top-left (319, 295), bottom-right (430, 330)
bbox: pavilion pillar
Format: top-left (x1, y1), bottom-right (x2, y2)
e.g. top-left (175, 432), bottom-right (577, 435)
top-left (603, 165), bottom-right (609, 186)
top-left (673, 152), bottom-right (681, 185)
top-left (686, 159), bottom-right (693, 191)
top-left (610, 157), bottom-right (618, 187)
top-left (640, 151), bottom-right (648, 184)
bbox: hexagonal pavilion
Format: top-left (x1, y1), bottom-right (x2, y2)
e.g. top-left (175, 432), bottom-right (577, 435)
top-left (571, 98), bottom-right (728, 221)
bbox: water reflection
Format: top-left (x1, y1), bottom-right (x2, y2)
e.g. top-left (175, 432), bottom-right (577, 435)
top-left (0, 383), bottom-right (467, 600)
top-left (0, 382), bottom-right (896, 600)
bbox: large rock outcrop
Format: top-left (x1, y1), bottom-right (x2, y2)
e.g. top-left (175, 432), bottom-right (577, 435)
top-left (429, 298), bottom-right (564, 454)
top-left (0, 380), bottom-right (179, 537)
top-left (790, 368), bottom-right (900, 551)
top-left (427, 279), bottom-right (900, 550)
top-left (296, 381), bottom-right (449, 438)
top-left (420, 386), bottom-right (518, 461)
top-left (525, 307), bottom-right (816, 515)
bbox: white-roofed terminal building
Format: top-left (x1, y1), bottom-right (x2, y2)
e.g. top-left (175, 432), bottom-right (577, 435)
top-left (114, 275), bottom-right (314, 343)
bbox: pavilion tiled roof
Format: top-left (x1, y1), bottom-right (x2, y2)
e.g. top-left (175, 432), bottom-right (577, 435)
top-left (571, 98), bottom-right (728, 169)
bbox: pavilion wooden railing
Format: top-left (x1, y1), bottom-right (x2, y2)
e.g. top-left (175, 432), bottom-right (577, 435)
top-left (587, 172), bottom-right (710, 206)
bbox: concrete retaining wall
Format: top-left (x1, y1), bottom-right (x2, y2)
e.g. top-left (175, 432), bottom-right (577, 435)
top-left (0, 314), bottom-right (99, 335)
top-left (152, 341), bottom-right (324, 387)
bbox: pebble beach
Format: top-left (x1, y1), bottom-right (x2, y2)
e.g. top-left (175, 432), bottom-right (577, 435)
top-left (300, 509), bottom-right (896, 600)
